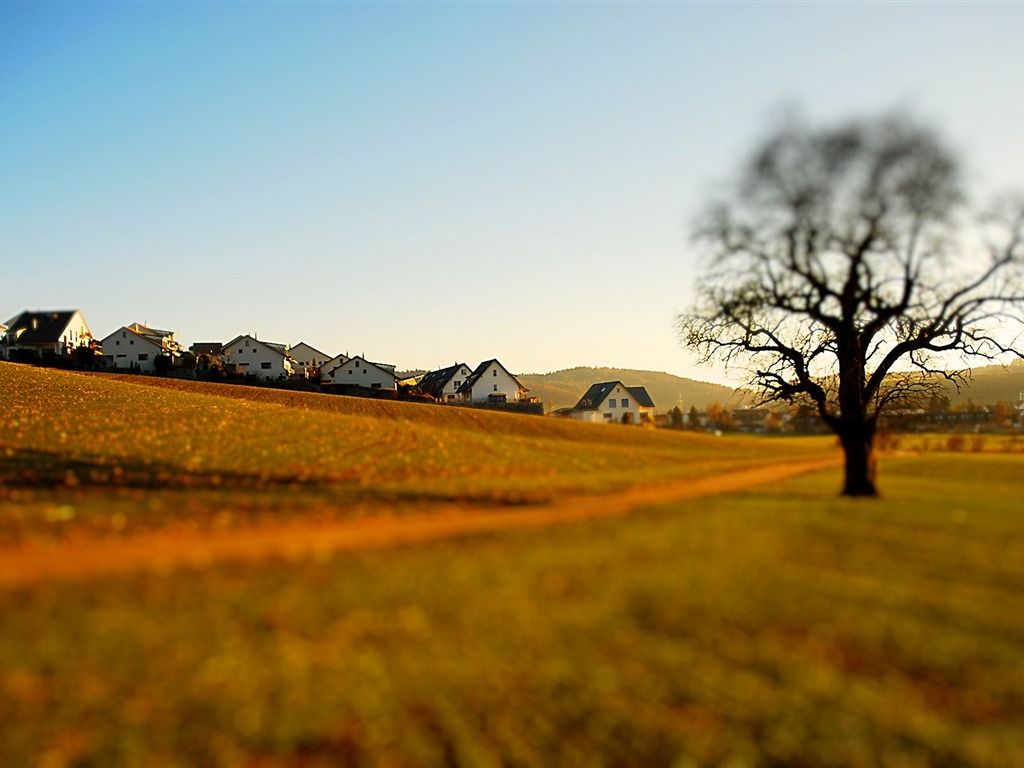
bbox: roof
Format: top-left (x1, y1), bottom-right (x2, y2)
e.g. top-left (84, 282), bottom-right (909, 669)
top-left (456, 359), bottom-right (528, 395)
top-left (626, 386), bottom-right (656, 408)
top-left (418, 363), bottom-right (469, 397)
top-left (221, 334), bottom-right (288, 359)
top-left (4, 310), bottom-right (83, 346)
top-left (572, 381), bottom-right (655, 411)
top-left (329, 355), bottom-right (399, 381)
top-left (289, 342), bottom-right (330, 361)
top-left (99, 325), bottom-right (164, 351)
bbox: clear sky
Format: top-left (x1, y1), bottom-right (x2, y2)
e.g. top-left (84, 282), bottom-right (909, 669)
top-left (3, 2), bottom-right (1023, 381)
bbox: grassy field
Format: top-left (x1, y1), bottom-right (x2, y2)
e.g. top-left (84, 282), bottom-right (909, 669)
top-left (2, 363), bottom-right (1022, 766)
top-left (0, 363), bottom-right (829, 542)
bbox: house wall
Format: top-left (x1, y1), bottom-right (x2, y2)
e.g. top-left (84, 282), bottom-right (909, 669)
top-left (58, 311), bottom-right (93, 356)
top-left (100, 327), bottom-right (164, 372)
top-left (575, 383), bottom-right (650, 424)
top-left (329, 357), bottom-right (397, 390)
top-left (568, 410), bottom-right (606, 423)
top-left (319, 353), bottom-right (351, 383)
top-left (290, 344), bottom-right (331, 378)
top-left (595, 383), bottom-right (646, 423)
top-left (222, 336), bottom-right (291, 380)
top-left (440, 365), bottom-right (472, 400)
top-left (466, 362), bottom-right (523, 403)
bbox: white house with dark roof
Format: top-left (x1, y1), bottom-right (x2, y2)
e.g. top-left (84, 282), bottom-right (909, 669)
top-left (569, 381), bottom-right (655, 424)
top-left (220, 334), bottom-right (293, 380)
top-left (319, 352), bottom-right (351, 383)
top-left (100, 323), bottom-right (182, 372)
top-left (2, 310), bottom-right (93, 359)
top-left (324, 355), bottom-right (398, 390)
top-left (457, 359), bottom-right (528, 404)
top-left (419, 362), bottom-right (473, 401)
top-left (289, 342), bottom-right (332, 379)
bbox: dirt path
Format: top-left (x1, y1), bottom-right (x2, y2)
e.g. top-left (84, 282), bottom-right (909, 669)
top-left (0, 457), bottom-right (841, 588)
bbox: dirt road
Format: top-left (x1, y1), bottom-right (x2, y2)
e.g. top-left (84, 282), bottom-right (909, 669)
top-left (0, 457), bottom-right (841, 588)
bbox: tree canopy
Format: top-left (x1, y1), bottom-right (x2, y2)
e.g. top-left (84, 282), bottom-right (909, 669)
top-left (678, 114), bottom-right (1024, 495)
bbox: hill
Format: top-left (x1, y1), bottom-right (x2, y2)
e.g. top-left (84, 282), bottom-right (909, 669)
top-left (519, 366), bottom-right (741, 412)
top-left (937, 362), bottom-right (1024, 406)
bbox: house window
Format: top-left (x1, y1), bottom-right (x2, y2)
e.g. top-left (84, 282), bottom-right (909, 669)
top-left (493, 369), bottom-right (497, 376)
top-left (348, 369), bottom-right (353, 375)
top-left (122, 332), bottom-right (126, 338)
top-left (604, 413), bottom-right (613, 420)
top-left (138, 354), bottom-right (149, 361)
top-left (493, 384), bottom-right (498, 391)
top-left (622, 398), bottom-right (629, 408)
top-left (609, 399), bottom-right (617, 408)
top-left (454, 380), bottom-right (460, 387)
top-left (371, 383), bottom-right (381, 389)
top-left (238, 347), bottom-right (243, 354)
top-left (252, 348), bottom-right (256, 354)
top-left (261, 362), bottom-right (272, 369)
top-left (115, 340), bottom-right (120, 346)
top-left (363, 369), bottom-right (367, 375)
top-left (129, 340), bottom-right (134, 345)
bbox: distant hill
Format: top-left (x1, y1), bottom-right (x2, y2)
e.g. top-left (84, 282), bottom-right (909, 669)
top-left (936, 362), bottom-right (1024, 406)
top-left (518, 366), bottom-right (741, 413)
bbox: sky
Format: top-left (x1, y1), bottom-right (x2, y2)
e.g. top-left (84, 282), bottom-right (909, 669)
top-left (3, 2), bottom-right (1024, 382)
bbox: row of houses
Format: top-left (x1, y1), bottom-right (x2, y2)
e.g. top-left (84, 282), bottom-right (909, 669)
top-left (1, 308), bottom-right (656, 422)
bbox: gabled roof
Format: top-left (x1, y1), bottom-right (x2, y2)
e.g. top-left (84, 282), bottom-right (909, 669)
top-left (419, 363), bottom-right (469, 397)
top-left (328, 355), bottom-right (399, 382)
top-left (626, 386), bottom-right (656, 409)
top-left (4, 310), bottom-right (84, 346)
top-left (457, 359), bottom-right (528, 395)
top-left (289, 342), bottom-right (330, 362)
top-left (572, 381), bottom-right (655, 411)
top-left (221, 334), bottom-right (289, 359)
top-left (100, 325), bottom-right (165, 351)
top-left (127, 323), bottom-right (177, 347)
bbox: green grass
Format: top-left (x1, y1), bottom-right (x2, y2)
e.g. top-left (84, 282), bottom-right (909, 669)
top-left (0, 363), bottom-right (830, 541)
top-left (2, 454), bottom-right (1023, 766)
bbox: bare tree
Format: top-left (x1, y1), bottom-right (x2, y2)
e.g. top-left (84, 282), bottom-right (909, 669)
top-left (678, 114), bottom-right (1024, 496)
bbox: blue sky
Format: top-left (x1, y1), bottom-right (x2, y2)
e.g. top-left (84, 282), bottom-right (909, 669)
top-left (3, 2), bottom-right (1023, 381)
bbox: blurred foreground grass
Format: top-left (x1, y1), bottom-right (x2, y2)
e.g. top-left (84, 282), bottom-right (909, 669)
top-left (2, 453), bottom-right (1022, 766)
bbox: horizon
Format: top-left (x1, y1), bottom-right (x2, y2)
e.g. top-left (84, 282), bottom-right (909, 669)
top-left (4, 3), bottom-right (1024, 385)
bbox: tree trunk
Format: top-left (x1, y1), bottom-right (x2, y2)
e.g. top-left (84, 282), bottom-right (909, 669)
top-left (838, 424), bottom-right (878, 497)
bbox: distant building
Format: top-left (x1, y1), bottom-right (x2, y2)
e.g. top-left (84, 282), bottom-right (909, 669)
top-left (289, 342), bottom-right (332, 379)
top-left (323, 355), bottom-right (398, 391)
top-left (2, 310), bottom-right (93, 360)
top-left (457, 359), bottom-right (529, 404)
top-left (220, 334), bottom-right (293, 380)
top-left (319, 352), bottom-right (351, 383)
top-left (99, 323), bottom-right (181, 372)
top-left (419, 363), bottom-right (473, 401)
top-left (569, 381), bottom-right (655, 424)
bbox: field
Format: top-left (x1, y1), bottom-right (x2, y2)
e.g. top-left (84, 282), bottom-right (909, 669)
top-left (1, 363), bottom-right (1023, 767)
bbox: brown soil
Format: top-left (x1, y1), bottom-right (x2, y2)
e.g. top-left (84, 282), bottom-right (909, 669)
top-left (0, 458), bottom-right (841, 588)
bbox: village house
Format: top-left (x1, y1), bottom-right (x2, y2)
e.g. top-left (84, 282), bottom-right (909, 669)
top-left (569, 381), bottom-right (655, 424)
top-left (319, 352), bottom-right (351, 383)
top-left (220, 334), bottom-right (293, 380)
top-left (418, 362), bottom-right (473, 401)
top-left (323, 355), bottom-right (398, 391)
top-left (457, 359), bottom-right (529, 404)
top-left (99, 323), bottom-right (182, 372)
top-left (289, 342), bottom-right (332, 379)
top-left (2, 310), bottom-right (93, 360)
